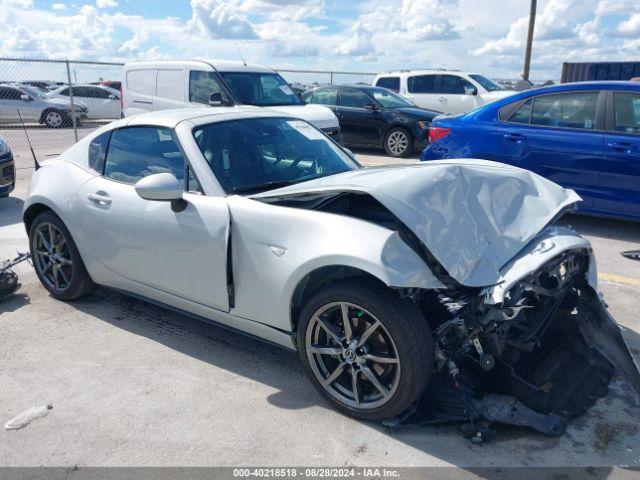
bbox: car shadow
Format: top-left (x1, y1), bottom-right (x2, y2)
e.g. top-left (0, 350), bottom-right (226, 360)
top-left (559, 213), bottom-right (640, 243)
top-left (65, 285), bottom-right (640, 470)
top-left (0, 195), bottom-right (24, 229)
top-left (0, 292), bottom-right (30, 312)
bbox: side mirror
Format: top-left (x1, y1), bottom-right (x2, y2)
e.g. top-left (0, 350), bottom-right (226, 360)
top-left (20, 94), bottom-right (31, 101)
top-left (108, 94), bottom-right (117, 99)
top-left (364, 103), bottom-right (380, 111)
top-left (464, 86), bottom-right (478, 96)
top-left (134, 173), bottom-right (187, 212)
top-left (209, 91), bottom-right (231, 106)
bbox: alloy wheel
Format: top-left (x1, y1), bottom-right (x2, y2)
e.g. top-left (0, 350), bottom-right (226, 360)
top-left (45, 111), bottom-right (63, 128)
top-left (305, 302), bottom-right (401, 410)
top-left (32, 222), bottom-right (73, 291)
top-left (386, 131), bottom-right (409, 156)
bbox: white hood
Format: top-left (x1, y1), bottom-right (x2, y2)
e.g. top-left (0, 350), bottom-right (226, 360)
top-left (481, 90), bottom-right (517, 104)
top-left (265, 104), bottom-right (339, 131)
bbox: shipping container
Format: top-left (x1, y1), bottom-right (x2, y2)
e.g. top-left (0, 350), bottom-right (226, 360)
top-left (561, 61), bottom-right (640, 83)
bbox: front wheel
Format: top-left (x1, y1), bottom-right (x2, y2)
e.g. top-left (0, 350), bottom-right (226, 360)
top-left (43, 109), bottom-right (68, 128)
top-left (297, 280), bottom-right (434, 421)
top-left (29, 211), bottom-right (95, 300)
top-left (384, 127), bottom-right (413, 158)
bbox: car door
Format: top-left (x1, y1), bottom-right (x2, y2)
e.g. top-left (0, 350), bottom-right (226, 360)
top-left (77, 126), bottom-right (231, 311)
top-left (0, 87), bottom-right (38, 121)
top-left (85, 86), bottom-right (120, 119)
top-left (597, 90), bottom-right (640, 216)
top-left (496, 91), bottom-right (604, 207)
top-left (337, 87), bottom-right (383, 146)
top-left (437, 74), bottom-right (480, 114)
top-left (404, 74), bottom-right (438, 110)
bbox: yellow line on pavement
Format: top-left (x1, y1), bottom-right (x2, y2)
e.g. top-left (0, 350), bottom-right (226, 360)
top-left (599, 273), bottom-right (640, 288)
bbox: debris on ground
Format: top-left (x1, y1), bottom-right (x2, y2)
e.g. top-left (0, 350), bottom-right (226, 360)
top-left (621, 250), bottom-right (640, 261)
top-left (0, 252), bottom-right (30, 300)
top-left (4, 404), bottom-right (53, 430)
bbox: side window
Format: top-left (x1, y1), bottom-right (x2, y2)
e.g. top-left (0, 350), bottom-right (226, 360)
top-left (127, 69), bottom-right (156, 96)
top-left (103, 127), bottom-right (185, 185)
top-left (531, 92), bottom-right (598, 130)
top-left (308, 89), bottom-right (337, 105)
top-left (91, 88), bottom-right (112, 99)
top-left (58, 88), bottom-right (70, 96)
top-left (375, 77), bottom-right (400, 92)
top-left (613, 92), bottom-right (640, 134)
top-left (189, 70), bottom-right (223, 105)
top-left (0, 88), bottom-right (22, 100)
top-left (187, 166), bottom-right (202, 193)
top-left (73, 87), bottom-right (92, 98)
top-left (507, 99), bottom-right (533, 124)
top-left (88, 131), bottom-right (111, 172)
top-left (339, 89), bottom-right (372, 108)
top-left (439, 75), bottom-right (475, 94)
top-left (156, 70), bottom-right (184, 101)
top-left (407, 75), bottom-right (437, 94)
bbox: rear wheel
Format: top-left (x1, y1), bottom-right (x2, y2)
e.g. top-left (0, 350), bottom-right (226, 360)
top-left (384, 127), bottom-right (413, 157)
top-left (29, 211), bottom-right (95, 300)
top-left (297, 280), bottom-right (433, 421)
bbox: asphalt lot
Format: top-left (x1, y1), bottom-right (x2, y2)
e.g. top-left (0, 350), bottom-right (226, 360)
top-left (1, 135), bottom-right (640, 470)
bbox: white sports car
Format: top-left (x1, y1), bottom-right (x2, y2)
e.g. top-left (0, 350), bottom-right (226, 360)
top-left (23, 108), bottom-right (639, 430)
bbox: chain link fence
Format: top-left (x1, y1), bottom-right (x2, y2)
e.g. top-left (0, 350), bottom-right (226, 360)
top-left (0, 57), bottom-right (376, 168)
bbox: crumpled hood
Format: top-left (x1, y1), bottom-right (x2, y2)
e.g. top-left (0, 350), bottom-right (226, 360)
top-left (254, 159), bottom-right (582, 287)
top-left (46, 96), bottom-right (88, 110)
top-left (265, 104), bottom-right (339, 130)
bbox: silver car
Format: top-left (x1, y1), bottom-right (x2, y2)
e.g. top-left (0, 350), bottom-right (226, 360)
top-left (0, 84), bottom-right (87, 128)
top-left (23, 108), bottom-right (639, 428)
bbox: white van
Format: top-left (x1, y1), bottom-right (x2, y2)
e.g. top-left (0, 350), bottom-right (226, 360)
top-left (373, 69), bottom-right (516, 114)
top-left (122, 60), bottom-right (340, 140)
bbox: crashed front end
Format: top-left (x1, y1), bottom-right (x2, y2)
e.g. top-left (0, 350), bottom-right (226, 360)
top-left (391, 228), bottom-right (640, 436)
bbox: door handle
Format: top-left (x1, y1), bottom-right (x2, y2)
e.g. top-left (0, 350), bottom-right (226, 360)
top-left (503, 133), bottom-right (525, 144)
top-left (608, 141), bottom-right (633, 153)
top-left (437, 97), bottom-right (446, 102)
top-left (87, 192), bottom-right (112, 205)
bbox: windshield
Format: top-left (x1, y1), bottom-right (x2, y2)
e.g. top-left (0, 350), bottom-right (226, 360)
top-left (219, 72), bottom-right (303, 106)
top-left (193, 117), bottom-right (358, 194)
top-left (368, 88), bottom-right (413, 108)
top-left (20, 86), bottom-right (45, 98)
top-left (469, 74), bottom-right (503, 92)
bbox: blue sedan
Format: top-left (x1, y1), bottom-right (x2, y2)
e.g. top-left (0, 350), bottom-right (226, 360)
top-left (421, 81), bottom-right (640, 221)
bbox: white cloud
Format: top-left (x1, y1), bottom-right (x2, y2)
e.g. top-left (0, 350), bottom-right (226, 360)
top-left (616, 12), bottom-right (640, 37)
top-left (51, 3), bottom-right (67, 10)
top-left (96, 0), bottom-right (117, 8)
top-left (188, 0), bottom-right (258, 39)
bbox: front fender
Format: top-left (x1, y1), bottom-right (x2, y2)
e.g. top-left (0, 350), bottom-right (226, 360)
top-left (227, 196), bottom-right (444, 332)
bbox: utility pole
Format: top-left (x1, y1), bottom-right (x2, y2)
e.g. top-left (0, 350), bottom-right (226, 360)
top-left (522, 0), bottom-right (537, 83)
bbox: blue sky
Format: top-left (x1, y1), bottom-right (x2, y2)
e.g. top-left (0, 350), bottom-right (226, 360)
top-left (2, 0), bottom-right (639, 80)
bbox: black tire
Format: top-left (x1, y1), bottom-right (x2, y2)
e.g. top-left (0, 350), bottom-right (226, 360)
top-left (29, 211), bottom-right (95, 300)
top-left (297, 279), bottom-right (433, 421)
top-left (384, 127), bottom-right (413, 158)
top-left (41, 109), bottom-right (67, 129)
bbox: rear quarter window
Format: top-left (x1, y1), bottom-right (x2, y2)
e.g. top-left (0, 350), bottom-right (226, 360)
top-left (375, 77), bottom-right (400, 92)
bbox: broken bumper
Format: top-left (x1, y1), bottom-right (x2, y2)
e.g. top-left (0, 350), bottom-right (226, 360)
top-left (388, 240), bottom-right (640, 436)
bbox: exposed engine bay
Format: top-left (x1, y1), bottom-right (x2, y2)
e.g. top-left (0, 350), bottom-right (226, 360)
top-left (259, 190), bottom-right (640, 439)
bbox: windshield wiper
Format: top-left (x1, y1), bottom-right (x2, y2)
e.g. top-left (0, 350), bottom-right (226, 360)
top-left (232, 180), bottom-right (296, 194)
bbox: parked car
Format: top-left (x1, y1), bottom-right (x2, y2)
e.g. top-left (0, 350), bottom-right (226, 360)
top-left (302, 85), bottom-right (439, 157)
top-left (121, 60), bottom-right (340, 141)
top-left (91, 80), bottom-right (122, 91)
top-left (21, 80), bottom-right (65, 91)
top-left (48, 84), bottom-right (121, 119)
top-left (22, 108), bottom-right (639, 427)
top-left (0, 137), bottom-right (14, 198)
top-left (0, 84), bottom-right (87, 128)
top-left (373, 69), bottom-right (515, 114)
top-left (422, 81), bottom-right (640, 221)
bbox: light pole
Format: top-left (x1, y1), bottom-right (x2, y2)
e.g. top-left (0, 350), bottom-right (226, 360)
top-left (522, 0), bottom-right (537, 83)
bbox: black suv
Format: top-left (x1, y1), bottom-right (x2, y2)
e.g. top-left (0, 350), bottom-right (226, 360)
top-left (0, 137), bottom-right (14, 198)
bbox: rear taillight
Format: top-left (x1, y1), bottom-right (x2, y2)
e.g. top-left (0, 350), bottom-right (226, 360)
top-left (429, 127), bottom-right (451, 143)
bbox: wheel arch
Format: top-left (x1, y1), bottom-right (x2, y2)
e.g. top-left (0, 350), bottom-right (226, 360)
top-left (23, 201), bottom-right (59, 233)
top-left (289, 265), bottom-right (390, 337)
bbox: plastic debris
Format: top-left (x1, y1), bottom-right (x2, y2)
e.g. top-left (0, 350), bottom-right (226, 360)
top-left (4, 404), bottom-right (53, 430)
